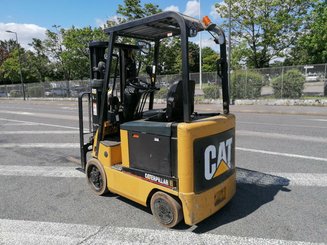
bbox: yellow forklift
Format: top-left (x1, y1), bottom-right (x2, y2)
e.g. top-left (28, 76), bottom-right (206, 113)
top-left (78, 11), bottom-right (235, 228)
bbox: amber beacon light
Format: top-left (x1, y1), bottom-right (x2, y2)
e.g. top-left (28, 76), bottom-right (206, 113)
top-left (202, 16), bottom-right (212, 27)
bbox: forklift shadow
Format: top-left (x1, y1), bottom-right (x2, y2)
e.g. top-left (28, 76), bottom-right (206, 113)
top-left (191, 167), bottom-right (291, 233)
top-left (115, 195), bottom-right (152, 214)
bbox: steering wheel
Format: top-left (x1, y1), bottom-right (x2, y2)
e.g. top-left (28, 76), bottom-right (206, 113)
top-left (127, 78), bottom-right (151, 91)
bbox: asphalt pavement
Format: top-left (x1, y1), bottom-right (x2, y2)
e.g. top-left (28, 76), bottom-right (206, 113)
top-left (0, 99), bottom-right (326, 244)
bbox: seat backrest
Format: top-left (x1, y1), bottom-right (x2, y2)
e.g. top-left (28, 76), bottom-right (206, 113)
top-left (166, 80), bottom-right (195, 122)
top-left (123, 88), bottom-right (142, 121)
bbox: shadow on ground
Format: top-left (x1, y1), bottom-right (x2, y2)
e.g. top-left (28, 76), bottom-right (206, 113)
top-left (78, 166), bottom-right (291, 231)
top-left (192, 167), bottom-right (291, 233)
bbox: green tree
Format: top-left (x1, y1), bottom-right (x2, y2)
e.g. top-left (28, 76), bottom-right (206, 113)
top-left (117, 0), bottom-right (161, 22)
top-left (0, 40), bottom-right (16, 66)
top-left (43, 25), bottom-right (107, 81)
top-left (202, 47), bottom-right (219, 72)
top-left (29, 38), bottom-right (50, 82)
top-left (23, 50), bottom-right (40, 82)
top-left (0, 48), bottom-right (21, 83)
top-left (172, 42), bottom-right (200, 73)
top-left (188, 42), bottom-right (199, 73)
top-left (0, 40), bottom-right (18, 83)
top-left (215, 0), bottom-right (316, 68)
top-left (230, 41), bottom-right (250, 70)
top-left (0, 47), bottom-right (39, 84)
top-left (285, 1), bottom-right (327, 65)
top-left (62, 26), bottom-right (107, 80)
top-left (43, 25), bottom-right (67, 80)
top-left (158, 38), bottom-right (181, 74)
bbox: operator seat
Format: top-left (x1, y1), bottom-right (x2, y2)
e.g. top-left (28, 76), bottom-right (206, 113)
top-left (166, 80), bottom-right (195, 122)
top-left (123, 86), bottom-right (143, 121)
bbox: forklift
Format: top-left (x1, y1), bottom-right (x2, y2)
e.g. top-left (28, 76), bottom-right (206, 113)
top-left (78, 11), bottom-right (235, 228)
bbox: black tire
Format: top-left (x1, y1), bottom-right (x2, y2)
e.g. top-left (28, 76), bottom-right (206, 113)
top-left (86, 158), bottom-right (109, 196)
top-left (150, 191), bottom-right (183, 228)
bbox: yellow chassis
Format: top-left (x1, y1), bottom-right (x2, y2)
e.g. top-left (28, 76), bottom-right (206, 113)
top-left (93, 114), bottom-right (236, 226)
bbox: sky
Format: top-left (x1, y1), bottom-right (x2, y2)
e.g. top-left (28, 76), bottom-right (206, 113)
top-left (0, 0), bottom-right (222, 50)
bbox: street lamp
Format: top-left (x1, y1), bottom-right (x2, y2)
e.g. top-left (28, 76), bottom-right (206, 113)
top-left (6, 30), bottom-right (26, 100)
top-left (228, 0), bottom-right (232, 104)
top-left (198, 0), bottom-right (202, 90)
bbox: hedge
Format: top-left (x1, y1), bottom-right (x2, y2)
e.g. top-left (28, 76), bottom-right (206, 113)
top-left (272, 69), bottom-right (305, 98)
top-left (231, 70), bottom-right (263, 99)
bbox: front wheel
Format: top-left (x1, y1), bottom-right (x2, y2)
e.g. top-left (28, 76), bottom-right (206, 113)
top-left (150, 191), bottom-right (183, 228)
top-left (85, 158), bottom-right (109, 196)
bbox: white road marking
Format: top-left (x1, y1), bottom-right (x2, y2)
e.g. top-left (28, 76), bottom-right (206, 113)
top-left (0, 165), bottom-right (325, 187)
top-left (0, 110), bottom-right (34, 115)
top-left (268, 173), bottom-right (327, 187)
top-left (1, 130), bottom-right (79, 134)
top-left (237, 130), bottom-right (327, 143)
top-left (0, 109), bottom-right (85, 121)
top-left (0, 218), bottom-right (321, 245)
top-left (237, 147), bottom-right (327, 162)
top-left (0, 143), bottom-right (79, 148)
top-left (306, 119), bottom-right (327, 122)
top-left (0, 139), bottom-right (325, 163)
top-left (239, 121), bottom-right (327, 129)
top-left (0, 118), bottom-right (79, 129)
top-left (0, 165), bottom-right (84, 178)
top-left (60, 106), bottom-right (77, 110)
top-left (0, 122), bottom-right (38, 126)
top-left (237, 169), bottom-right (327, 187)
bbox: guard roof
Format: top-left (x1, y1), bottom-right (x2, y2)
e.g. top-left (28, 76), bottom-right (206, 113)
top-left (104, 11), bottom-right (205, 41)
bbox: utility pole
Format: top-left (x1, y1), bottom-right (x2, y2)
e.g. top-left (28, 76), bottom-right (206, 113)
top-left (6, 30), bottom-right (26, 100)
top-left (228, 0), bottom-right (232, 103)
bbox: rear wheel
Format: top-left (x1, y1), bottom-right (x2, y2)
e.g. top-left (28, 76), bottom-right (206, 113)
top-left (150, 191), bottom-right (183, 228)
top-left (86, 158), bottom-right (109, 196)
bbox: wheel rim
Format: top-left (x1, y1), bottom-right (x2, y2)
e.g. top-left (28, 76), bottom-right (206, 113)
top-left (88, 165), bottom-right (103, 191)
top-left (154, 198), bottom-right (174, 225)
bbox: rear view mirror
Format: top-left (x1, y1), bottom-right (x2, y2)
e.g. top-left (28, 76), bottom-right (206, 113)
top-left (137, 40), bottom-right (151, 54)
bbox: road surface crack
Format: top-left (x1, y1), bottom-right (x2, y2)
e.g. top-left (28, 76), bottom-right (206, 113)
top-left (77, 223), bottom-right (110, 244)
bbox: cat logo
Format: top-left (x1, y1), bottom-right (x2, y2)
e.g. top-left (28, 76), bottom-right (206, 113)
top-left (204, 138), bottom-right (233, 180)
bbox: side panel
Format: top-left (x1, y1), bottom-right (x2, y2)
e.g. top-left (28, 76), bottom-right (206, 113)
top-left (105, 167), bottom-right (178, 206)
top-left (98, 143), bottom-right (121, 168)
top-left (128, 131), bottom-right (171, 176)
top-left (120, 130), bottom-right (130, 168)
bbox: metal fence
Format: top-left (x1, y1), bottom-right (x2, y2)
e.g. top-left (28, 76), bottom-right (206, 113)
top-left (0, 63), bottom-right (326, 100)
top-left (231, 63), bottom-right (327, 99)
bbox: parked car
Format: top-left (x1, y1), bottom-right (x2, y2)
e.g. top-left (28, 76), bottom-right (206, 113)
top-left (159, 81), bottom-right (170, 88)
top-left (70, 86), bottom-right (87, 97)
top-left (305, 73), bottom-right (319, 82)
top-left (9, 90), bottom-right (22, 97)
top-left (44, 88), bottom-right (68, 97)
top-left (0, 91), bottom-right (8, 97)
